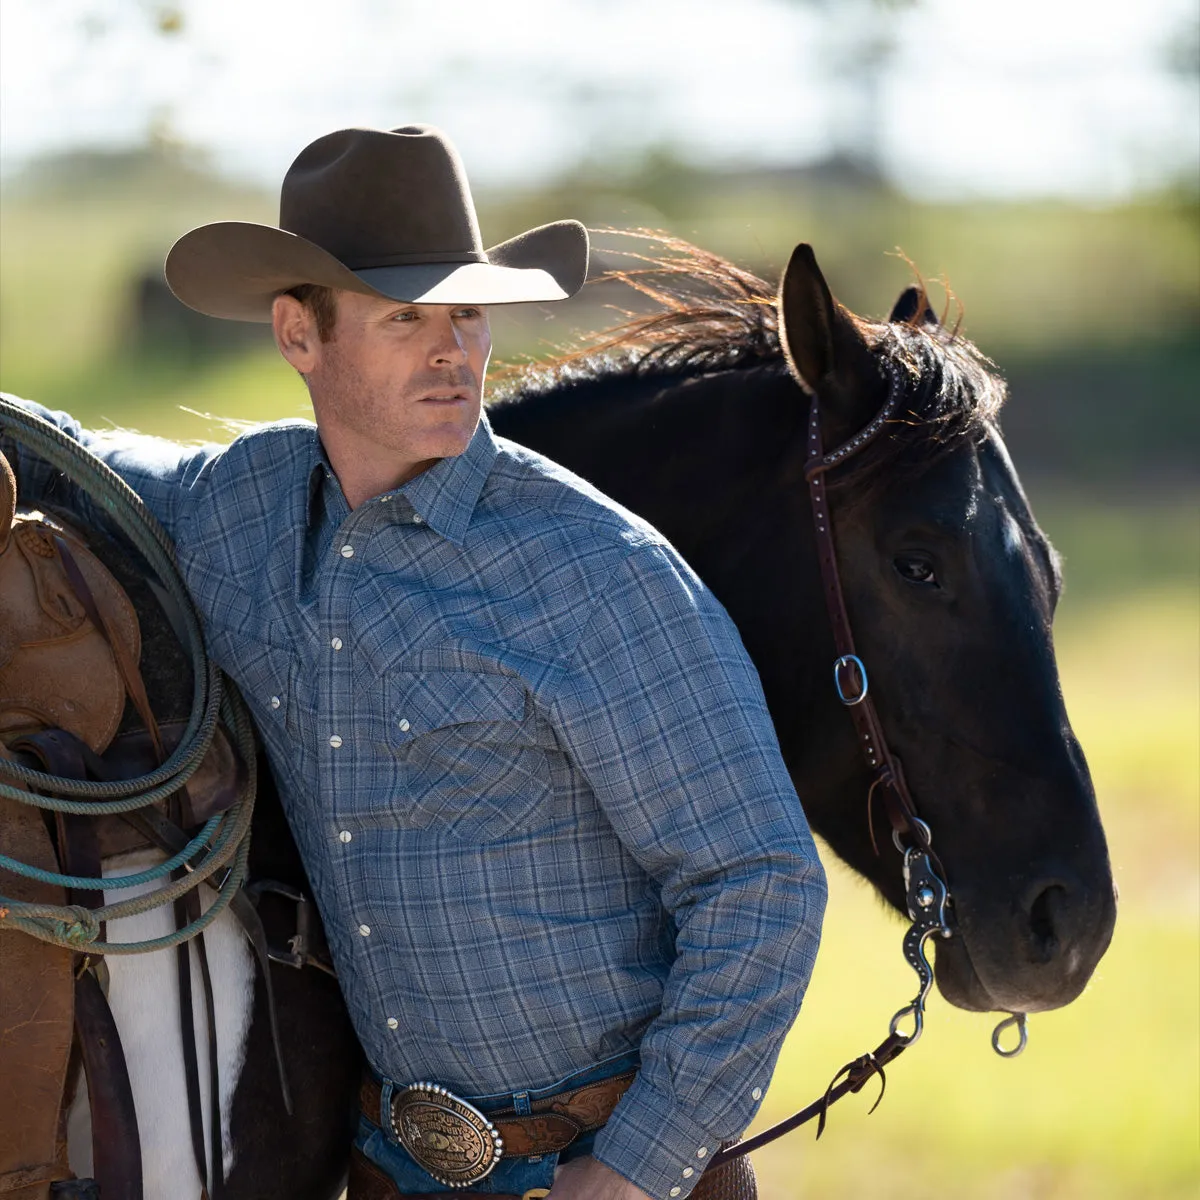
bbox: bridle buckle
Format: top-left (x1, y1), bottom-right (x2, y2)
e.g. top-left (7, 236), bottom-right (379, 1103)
top-left (833, 653), bottom-right (869, 705)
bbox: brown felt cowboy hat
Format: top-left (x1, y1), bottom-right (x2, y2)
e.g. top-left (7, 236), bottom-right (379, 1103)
top-left (165, 125), bottom-right (589, 320)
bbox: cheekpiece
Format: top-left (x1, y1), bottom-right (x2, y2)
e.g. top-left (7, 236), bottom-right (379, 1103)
top-left (390, 1082), bottom-right (504, 1188)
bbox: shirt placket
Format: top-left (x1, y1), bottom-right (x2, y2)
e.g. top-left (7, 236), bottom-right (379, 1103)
top-left (318, 503), bottom-right (375, 987)
top-left (318, 493), bottom-right (417, 1051)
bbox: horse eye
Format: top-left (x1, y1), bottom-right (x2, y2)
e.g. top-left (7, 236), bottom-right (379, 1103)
top-left (894, 555), bottom-right (939, 587)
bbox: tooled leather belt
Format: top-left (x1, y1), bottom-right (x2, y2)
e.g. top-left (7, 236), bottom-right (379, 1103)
top-left (360, 1071), bottom-right (637, 1188)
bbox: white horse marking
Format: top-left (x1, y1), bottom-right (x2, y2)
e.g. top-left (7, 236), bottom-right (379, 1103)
top-left (66, 849), bottom-right (256, 1200)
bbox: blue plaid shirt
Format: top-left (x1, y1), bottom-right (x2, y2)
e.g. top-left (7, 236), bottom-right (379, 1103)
top-left (3, 396), bottom-right (826, 1199)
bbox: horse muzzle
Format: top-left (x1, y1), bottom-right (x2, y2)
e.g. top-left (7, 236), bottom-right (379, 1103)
top-left (934, 870), bottom-right (1118, 1014)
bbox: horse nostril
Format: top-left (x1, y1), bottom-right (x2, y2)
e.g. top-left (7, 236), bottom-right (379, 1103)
top-left (1027, 884), bottom-right (1066, 964)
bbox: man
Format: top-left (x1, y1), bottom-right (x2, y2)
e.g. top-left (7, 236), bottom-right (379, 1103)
top-left (2, 126), bottom-right (825, 1199)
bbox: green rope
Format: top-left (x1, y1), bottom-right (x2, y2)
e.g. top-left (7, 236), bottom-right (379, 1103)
top-left (1, 834), bottom-right (252, 955)
top-left (0, 812), bottom-right (222, 887)
top-left (0, 400), bottom-right (259, 954)
top-left (0, 690), bottom-right (258, 951)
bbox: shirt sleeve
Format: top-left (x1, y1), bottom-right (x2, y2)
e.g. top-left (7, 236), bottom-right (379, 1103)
top-left (549, 539), bottom-right (827, 1199)
top-left (0, 393), bottom-right (222, 541)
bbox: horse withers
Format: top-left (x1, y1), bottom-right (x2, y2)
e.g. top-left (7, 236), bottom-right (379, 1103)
top-left (491, 236), bottom-right (1116, 1022)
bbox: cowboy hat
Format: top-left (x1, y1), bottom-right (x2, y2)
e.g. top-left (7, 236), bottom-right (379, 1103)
top-left (165, 125), bottom-right (589, 320)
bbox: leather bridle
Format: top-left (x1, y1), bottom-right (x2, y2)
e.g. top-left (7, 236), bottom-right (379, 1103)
top-left (706, 356), bottom-right (1027, 1173)
top-left (804, 357), bottom-right (944, 869)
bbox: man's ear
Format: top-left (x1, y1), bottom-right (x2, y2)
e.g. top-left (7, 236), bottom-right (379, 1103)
top-left (272, 294), bottom-right (321, 374)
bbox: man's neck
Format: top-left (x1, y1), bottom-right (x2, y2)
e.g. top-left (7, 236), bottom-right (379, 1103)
top-left (318, 428), bottom-right (437, 511)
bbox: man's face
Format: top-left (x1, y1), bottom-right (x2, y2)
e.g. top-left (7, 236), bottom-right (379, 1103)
top-left (293, 290), bottom-right (492, 478)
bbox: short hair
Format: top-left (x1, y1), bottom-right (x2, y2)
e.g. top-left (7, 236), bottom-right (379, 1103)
top-left (283, 283), bottom-right (338, 342)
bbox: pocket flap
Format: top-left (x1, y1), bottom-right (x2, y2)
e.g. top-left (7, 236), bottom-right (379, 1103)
top-left (386, 671), bottom-right (527, 741)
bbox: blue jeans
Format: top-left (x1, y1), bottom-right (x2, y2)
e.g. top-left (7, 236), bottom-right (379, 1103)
top-left (354, 1050), bottom-right (641, 1195)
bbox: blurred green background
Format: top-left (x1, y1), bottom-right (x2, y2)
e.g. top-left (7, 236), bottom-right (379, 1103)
top-left (1, 1), bottom-right (1196, 1197)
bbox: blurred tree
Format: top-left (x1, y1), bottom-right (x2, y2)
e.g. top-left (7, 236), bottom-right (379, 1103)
top-left (777, 0), bottom-right (918, 177)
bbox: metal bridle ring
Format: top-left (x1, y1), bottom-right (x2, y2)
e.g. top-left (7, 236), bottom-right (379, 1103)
top-left (833, 654), bottom-right (869, 705)
top-left (892, 816), bottom-right (933, 856)
top-left (888, 1002), bottom-right (924, 1046)
top-left (991, 1012), bottom-right (1028, 1058)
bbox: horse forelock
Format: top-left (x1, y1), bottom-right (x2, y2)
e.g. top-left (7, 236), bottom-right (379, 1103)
top-left (843, 318), bottom-right (1009, 490)
top-left (492, 233), bottom-right (1008, 481)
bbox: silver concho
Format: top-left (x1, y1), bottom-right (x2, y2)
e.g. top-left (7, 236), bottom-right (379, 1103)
top-left (390, 1082), bottom-right (504, 1188)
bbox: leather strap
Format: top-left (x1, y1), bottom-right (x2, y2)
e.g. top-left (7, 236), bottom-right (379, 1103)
top-left (705, 1031), bottom-right (909, 1171)
top-left (360, 1071), bottom-right (636, 1158)
top-left (801, 363), bottom-right (933, 857)
top-left (72, 971), bottom-right (142, 1200)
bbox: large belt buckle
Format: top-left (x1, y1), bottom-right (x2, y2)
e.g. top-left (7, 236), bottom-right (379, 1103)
top-left (390, 1081), bottom-right (504, 1189)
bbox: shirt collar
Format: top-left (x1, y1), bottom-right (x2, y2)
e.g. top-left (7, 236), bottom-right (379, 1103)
top-left (305, 413), bottom-right (497, 546)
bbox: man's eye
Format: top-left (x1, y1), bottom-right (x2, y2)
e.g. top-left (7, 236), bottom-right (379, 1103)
top-left (454, 307), bottom-right (482, 320)
top-left (391, 310), bottom-right (418, 322)
top-left (894, 555), bottom-right (939, 587)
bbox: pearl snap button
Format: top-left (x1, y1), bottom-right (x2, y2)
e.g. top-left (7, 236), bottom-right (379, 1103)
top-left (338, 830), bottom-right (352, 844)
top-left (328, 735), bottom-right (343, 748)
top-left (696, 1147), bottom-right (708, 1158)
top-left (269, 696), bottom-right (280, 709)
top-left (386, 1017), bottom-right (399, 1029)
top-left (358, 924), bottom-right (371, 937)
top-left (682, 1167), bottom-right (694, 1178)
top-left (330, 637), bottom-right (343, 651)
top-left (669, 1190), bottom-right (681, 1197)
top-left (398, 718), bottom-right (410, 732)
top-left (340, 544), bottom-right (354, 558)
top-left (412, 514), bottom-right (424, 525)
top-left (752, 1086), bottom-right (762, 1100)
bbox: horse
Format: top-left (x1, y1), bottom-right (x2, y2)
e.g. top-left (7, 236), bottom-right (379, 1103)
top-left (1, 236), bottom-right (1115, 1198)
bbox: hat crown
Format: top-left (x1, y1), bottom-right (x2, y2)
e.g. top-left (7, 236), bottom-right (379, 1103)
top-left (279, 125), bottom-right (485, 269)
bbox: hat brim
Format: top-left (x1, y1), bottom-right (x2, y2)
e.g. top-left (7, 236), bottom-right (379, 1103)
top-left (164, 219), bottom-right (589, 322)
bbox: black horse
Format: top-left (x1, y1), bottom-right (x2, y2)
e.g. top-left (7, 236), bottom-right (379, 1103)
top-left (37, 237), bottom-right (1113, 1197)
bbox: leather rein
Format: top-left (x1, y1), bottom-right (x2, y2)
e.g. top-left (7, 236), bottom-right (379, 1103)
top-left (706, 357), bottom-right (1026, 1172)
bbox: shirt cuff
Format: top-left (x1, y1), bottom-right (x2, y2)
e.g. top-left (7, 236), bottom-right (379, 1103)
top-left (591, 1073), bottom-right (729, 1200)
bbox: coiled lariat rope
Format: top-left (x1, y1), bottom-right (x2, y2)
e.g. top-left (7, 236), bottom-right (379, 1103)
top-left (0, 397), bottom-right (256, 954)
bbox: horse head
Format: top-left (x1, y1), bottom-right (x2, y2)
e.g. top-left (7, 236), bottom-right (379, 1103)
top-left (776, 243), bottom-right (1117, 1015)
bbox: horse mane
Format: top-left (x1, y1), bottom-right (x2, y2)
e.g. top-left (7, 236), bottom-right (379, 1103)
top-left (493, 232), bottom-right (1007, 480)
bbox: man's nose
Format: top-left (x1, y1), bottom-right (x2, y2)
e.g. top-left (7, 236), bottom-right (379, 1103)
top-left (429, 315), bottom-right (468, 366)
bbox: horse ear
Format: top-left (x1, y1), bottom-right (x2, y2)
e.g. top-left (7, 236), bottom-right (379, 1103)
top-left (778, 244), bottom-right (882, 435)
top-left (778, 244), bottom-right (836, 393)
top-left (889, 285), bottom-right (938, 327)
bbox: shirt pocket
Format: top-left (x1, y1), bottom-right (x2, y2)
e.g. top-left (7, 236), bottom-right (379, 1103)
top-left (374, 669), bottom-right (552, 842)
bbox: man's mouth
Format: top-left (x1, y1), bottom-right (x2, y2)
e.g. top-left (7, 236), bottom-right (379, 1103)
top-left (419, 390), bottom-right (470, 404)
